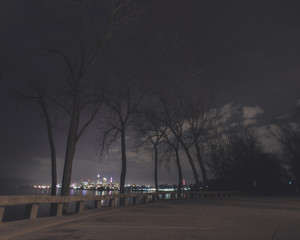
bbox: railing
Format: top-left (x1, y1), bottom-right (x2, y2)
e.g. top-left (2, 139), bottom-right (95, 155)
top-left (0, 191), bottom-right (242, 223)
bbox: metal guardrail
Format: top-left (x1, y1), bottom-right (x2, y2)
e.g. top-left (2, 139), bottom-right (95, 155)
top-left (0, 191), bottom-right (242, 223)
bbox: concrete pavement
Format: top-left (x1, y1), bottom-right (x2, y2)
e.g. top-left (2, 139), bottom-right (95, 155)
top-left (1, 196), bottom-right (300, 240)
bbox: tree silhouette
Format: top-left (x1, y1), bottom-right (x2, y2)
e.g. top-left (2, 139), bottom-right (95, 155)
top-left (206, 125), bottom-right (285, 192)
top-left (26, 0), bottom-right (145, 197)
top-left (18, 83), bottom-right (57, 196)
top-left (155, 87), bottom-right (202, 190)
top-left (134, 102), bottom-right (168, 192)
top-left (100, 74), bottom-right (146, 195)
top-left (274, 115), bottom-right (300, 195)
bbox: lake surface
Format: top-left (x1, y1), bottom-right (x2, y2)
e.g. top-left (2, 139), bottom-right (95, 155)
top-left (0, 185), bottom-right (161, 222)
top-left (0, 185), bottom-right (119, 196)
top-left (0, 186), bottom-right (120, 222)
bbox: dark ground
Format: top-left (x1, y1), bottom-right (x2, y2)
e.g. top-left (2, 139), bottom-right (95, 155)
top-left (1, 196), bottom-right (300, 240)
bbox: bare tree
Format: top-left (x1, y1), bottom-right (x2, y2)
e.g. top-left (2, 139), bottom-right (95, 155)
top-left (31, 0), bottom-right (145, 197)
top-left (156, 88), bottom-right (202, 190)
top-left (149, 38), bottom-right (211, 190)
top-left (134, 104), bottom-right (168, 192)
top-left (274, 116), bottom-right (300, 195)
top-left (101, 75), bottom-right (146, 195)
top-left (163, 131), bottom-right (184, 191)
top-left (184, 92), bottom-right (215, 189)
top-left (204, 125), bottom-right (283, 192)
top-left (18, 83), bottom-right (57, 196)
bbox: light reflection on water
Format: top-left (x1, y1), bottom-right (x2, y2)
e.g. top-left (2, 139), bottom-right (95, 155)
top-left (0, 186), bottom-right (169, 222)
top-left (0, 186), bottom-right (119, 196)
top-left (0, 187), bottom-right (120, 222)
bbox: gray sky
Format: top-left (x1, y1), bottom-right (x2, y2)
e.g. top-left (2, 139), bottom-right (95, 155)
top-left (1, 0), bottom-right (300, 186)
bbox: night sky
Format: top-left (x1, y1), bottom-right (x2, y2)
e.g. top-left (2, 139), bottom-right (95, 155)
top-left (1, 0), bottom-right (300, 187)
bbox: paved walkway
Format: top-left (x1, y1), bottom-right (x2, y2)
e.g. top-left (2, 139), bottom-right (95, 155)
top-left (1, 196), bottom-right (300, 240)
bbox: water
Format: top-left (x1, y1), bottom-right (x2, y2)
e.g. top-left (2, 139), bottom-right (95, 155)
top-left (0, 185), bottom-right (54, 196)
top-left (0, 185), bottom-right (173, 222)
top-left (0, 185), bottom-right (119, 196)
top-left (0, 186), bottom-right (119, 222)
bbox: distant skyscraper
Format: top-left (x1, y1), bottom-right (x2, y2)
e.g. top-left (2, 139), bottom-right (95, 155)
top-left (103, 177), bottom-right (107, 186)
top-left (97, 174), bottom-right (100, 184)
top-left (110, 177), bottom-right (113, 183)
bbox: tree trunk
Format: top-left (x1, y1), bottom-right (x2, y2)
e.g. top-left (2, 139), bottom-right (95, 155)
top-left (175, 146), bottom-right (183, 191)
top-left (120, 125), bottom-right (127, 195)
top-left (154, 144), bottom-right (158, 192)
top-left (179, 138), bottom-right (201, 190)
top-left (195, 140), bottom-right (207, 189)
top-left (39, 98), bottom-right (57, 196)
top-left (61, 81), bottom-right (82, 197)
top-left (61, 136), bottom-right (77, 196)
top-left (47, 123), bottom-right (57, 196)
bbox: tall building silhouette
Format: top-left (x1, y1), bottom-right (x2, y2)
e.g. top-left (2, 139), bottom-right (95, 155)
top-left (97, 174), bottom-right (100, 184)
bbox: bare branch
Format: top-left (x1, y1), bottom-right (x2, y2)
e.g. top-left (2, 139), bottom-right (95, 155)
top-left (38, 34), bottom-right (76, 80)
top-left (76, 103), bottom-right (102, 142)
